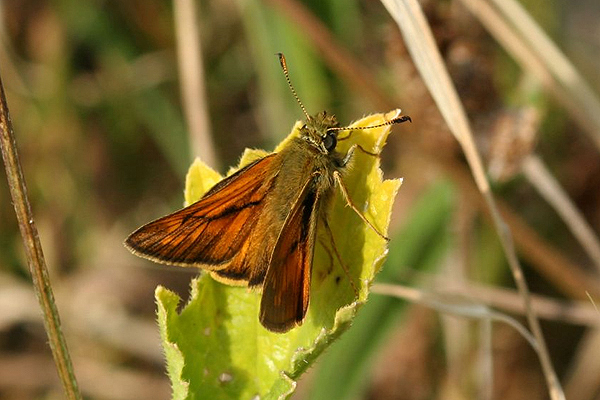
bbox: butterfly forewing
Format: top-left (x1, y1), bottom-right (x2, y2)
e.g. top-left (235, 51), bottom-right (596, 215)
top-left (259, 174), bottom-right (320, 332)
top-left (125, 154), bottom-right (280, 275)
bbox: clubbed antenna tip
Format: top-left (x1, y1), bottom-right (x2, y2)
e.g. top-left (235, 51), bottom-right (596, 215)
top-left (277, 53), bottom-right (310, 120)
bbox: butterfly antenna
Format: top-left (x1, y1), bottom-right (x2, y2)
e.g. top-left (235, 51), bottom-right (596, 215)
top-left (329, 114), bottom-right (412, 135)
top-left (278, 53), bottom-right (310, 120)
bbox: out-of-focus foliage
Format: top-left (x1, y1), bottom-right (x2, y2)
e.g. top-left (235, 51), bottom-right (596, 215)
top-left (1, 0), bottom-right (599, 399)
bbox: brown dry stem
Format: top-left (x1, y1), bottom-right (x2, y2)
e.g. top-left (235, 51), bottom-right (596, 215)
top-left (0, 75), bottom-right (82, 399)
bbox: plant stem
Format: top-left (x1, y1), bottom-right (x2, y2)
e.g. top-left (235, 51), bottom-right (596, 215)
top-left (0, 75), bottom-right (82, 399)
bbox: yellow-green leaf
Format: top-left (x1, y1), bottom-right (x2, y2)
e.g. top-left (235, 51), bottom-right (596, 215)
top-left (156, 109), bottom-right (403, 400)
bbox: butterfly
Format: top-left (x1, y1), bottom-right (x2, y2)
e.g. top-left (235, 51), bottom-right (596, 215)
top-left (125, 54), bottom-right (410, 332)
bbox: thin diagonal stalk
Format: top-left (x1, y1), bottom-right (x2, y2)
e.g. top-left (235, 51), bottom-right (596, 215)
top-left (473, 0), bottom-right (600, 151)
top-left (522, 155), bottom-right (600, 272)
top-left (372, 283), bottom-right (537, 348)
top-left (444, 157), bottom-right (600, 301)
top-left (173, 0), bottom-right (217, 168)
top-left (478, 318), bottom-right (493, 400)
top-left (428, 274), bottom-right (600, 327)
top-left (379, 0), bottom-right (564, 399)
top-left (0, 76), bottom-right (82, 399)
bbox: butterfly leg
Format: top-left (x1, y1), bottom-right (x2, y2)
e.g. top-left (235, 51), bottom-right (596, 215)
top-left (340, 144), bottom-right (380, 167)
top-left (333, 170), bottom-right (390, 242)
top-left (320, 216), bottom-right (359, 297)
top-left (317, 237), bottom-right (335, 275)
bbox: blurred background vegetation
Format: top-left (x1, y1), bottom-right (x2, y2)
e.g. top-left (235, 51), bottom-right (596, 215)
top-left (1, 0), bottom-right (599, 399)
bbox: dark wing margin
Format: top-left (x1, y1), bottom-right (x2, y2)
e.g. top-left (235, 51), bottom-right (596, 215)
top-left (124, 154), bottom-right (278, 274)
top-left (259, 174), bottom-right (320, 332)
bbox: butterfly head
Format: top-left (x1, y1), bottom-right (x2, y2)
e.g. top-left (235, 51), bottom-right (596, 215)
top-left (300, 111), bottom-right (341, 154)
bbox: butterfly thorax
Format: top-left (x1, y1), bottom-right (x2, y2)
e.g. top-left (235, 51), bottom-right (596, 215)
top-left (265, 111), bottom-right (347, 227)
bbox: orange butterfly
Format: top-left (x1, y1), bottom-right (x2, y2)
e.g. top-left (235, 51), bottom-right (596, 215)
top-left (125, 54), bottom-right (410, 332)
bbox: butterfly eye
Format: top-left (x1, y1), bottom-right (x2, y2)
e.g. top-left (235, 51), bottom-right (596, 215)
top-left (322, 133), bottom-right (337, 152)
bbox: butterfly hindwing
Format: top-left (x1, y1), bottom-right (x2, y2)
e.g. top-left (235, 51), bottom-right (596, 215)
top-left (259, 174), bottom-right (320, 332)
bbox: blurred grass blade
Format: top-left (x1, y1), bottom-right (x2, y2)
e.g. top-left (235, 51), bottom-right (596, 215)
top-left (379, 0), bottom-right (470, 144)
top-left (460, 0), bottom-right (600, 151)
top-left (372, 284), bottom-right (537, 348)
top-left (236, 0), bottom-right (330, 143)
top-left (134, 89), bottom-right (191, 177)
top-left (379, 1), bottom-right (565, 399)
top-left (173, 0), bottom-right (217, 168)
top-left (478, 318), bottom-right (493, 400)
top-left (522, 155), bottom-right (600, 272)
top-left (463, 0), bottom-right (600, 271)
